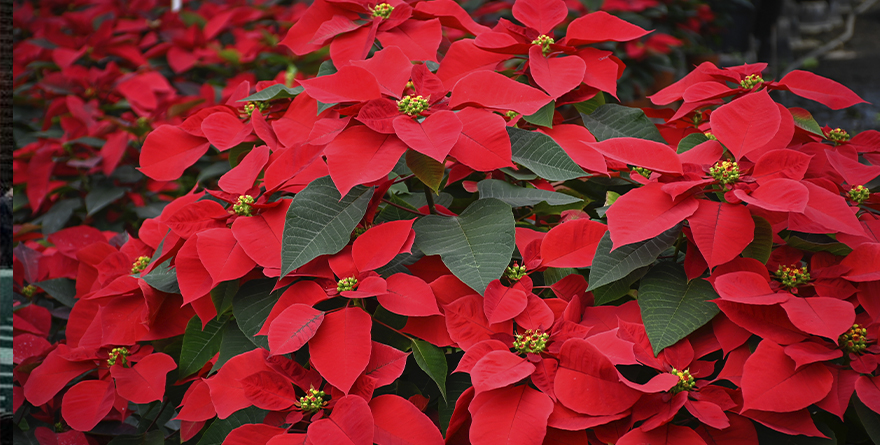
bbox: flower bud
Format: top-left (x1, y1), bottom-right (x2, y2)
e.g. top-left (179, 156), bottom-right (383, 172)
top-left (775, 264), bottom-right (810, 288)
top-left (131, 256), bottom-right (151, 274)
top-left (710, 160), bottom-right (740, 185)
top-left (370, 3), bottom-right (394, 19)
top-left (828, 127), bottom-right (850, 144)
top-left (233, 195), bottom-right (255, 216)
top-left (839, 323), bottom-right (870, 354)
top-left (514, 329), bottom-right (550, 354)
top-left (337, 276), bottom-right (358, 292)
top-left (108, 347), bottom-right (130, 367)
top-left (848, 185), bottom-right (870, 204)
top-left (504, 263), bottom-right (527, 280)
top-left (740, 74), bottom-right (764, 89)
top-left (669, 367), bottom-right (696, 394)
top-left (21, 284), bottom-right (36, 298)
top-left (397, 95), bottom-right (430, 117)
top-left (531, 34), bottom-right (555, 55)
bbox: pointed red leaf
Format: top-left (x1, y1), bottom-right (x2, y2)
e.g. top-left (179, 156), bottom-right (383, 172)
top-left (513, 0), bottom-right (567, 33)
top-left (555, 338), bottom-right (641, 415)
top-left (780, 297), bottom-right (855, 340)
top-left (309, 308), bottom-right (372, 394)
top-left (539, 125), bottom-right (605, 173)
top-left (710, 90), bottom-right (781, 160)
top-left (688, 201), bottom-right (754, 269)
top-left (393, 111), bottom-right (462, 162)
top-left (202, 112), bottom-right (251, 151)
top-left (540, 219), bottom-right (607, 268)
top-left (455, 340), bottom-right (511, 373)
top-left (352, 219), bottom-right (415, 273)
top-left (232, 199), bottom-right (289, 270)
top-left (483, 280), bottom-right (528, 324)
top-left (164, 200), bottom-right (229, 239)
top-left (471, 350), bottom-right (536, 394)
top-left (220, 145), bottom-right (270, 195)
top-left (741, 340), bottom-right (832, 412)
top-left (177, 379), bottom-right (216, 422)
top-left (376, 19), bottom-right (442, 63)
top-left (751, 149), bottom-right (812, 184)
top-left (325, 126), bottom-right (408, 197)
top-left (350, 46), bottom-right (413, 98)
top-left (529, 48), bottom-right (585, 99)
top-left (379, 273), bottom-right (441, 317)
top-left (449, 108), bottom-right (514, 171)
top-left (206, 349), bottom-right (275, 418)
top-left (450, 71), bottom-right (551, 116)
top-left (696, 413), bottom-right (758, 445)
top-left (777, 70), bottom-right (866, 110)
top-left (61, 380), bottom-right (115, 432)
top-left (197, 228), bottom-right (256, 285)
top-left (470, 385), bottom-right (553, 445)
top-left (515, 294), bottom-right (555, 331)
top-left (741, 408), bottom-right (826, 437)
top-left (855, 375), bottom-right (880, 414)
top-left (784, 342), bottom-right (843, 369)
top-left (564, 11), bottom-right (650, 45)
top-left (733, 178), bottom-right (809, 213)
top-left (712, 272), bottom-right (790, 305)
top-left (370, 394), bottom-right (444, 445)
top-left (139, 125), bottom-right (211, 181)
top-left (606, 182), bottom-right (699, 248)
top-left (111, 353), bottom-right (177, 404)
top-left (445, 294), bottom-right (512, 350)
top-left (225, 424), bottom-right (289, 445)
top-left (307, 395), bottom-right (374, 445)
top-left (826, 149), bottom-right (880, 186)
top-left (365, 341), bottom-right (410, 387)
top-left (239, 371), bottom-right (299, 411)
top-left (176, 235), bottom-right (215, 305)
top-left (841, 243), bottom-right (880, 282)
top-left (715, 301), bottom-right (807, 346)
top-left (299, 66), bottom-right (382, 103)
top-left (617, 424), bottom-right (706, 445)
top-left (268, 304), bottom-right (325, 356)
top-left (789, 181), bottom-right (866, 237)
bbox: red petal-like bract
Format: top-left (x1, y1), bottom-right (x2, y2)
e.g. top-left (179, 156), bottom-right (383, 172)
top-left (239, 370), bottom-right (299, 411)
top-left (165, 200), bottom-right (229, 239)
top-left (24, 345), bottom-right (96, 406)
top-left (111, 353), bottom-right (177, 404)
top-left (483, 280), bottom-right (528, 324)
top-left (308, 395), bottom-right (374, 445)
top-left (197, 228), bottom-right (256, 286)
top-left (469, 386), bottom-right (554, 445)
top-left (201, 112), bottom-right (250, 151)
top-left (309, 308), bottom-right (372, 394)
top-left (617, 424), bottom-right (706, 445)
top-left (298, 65), bottom-right (382, 103)
top-left (353, 219), bottom-right (415, 273)
top-left (606, 182), bottom-right (699, 248)
top-left (232, 199), bottom-right (289, 270)
top-left (225, 424), bottom-right (288, 445)
top-left (555, 338), bottom-right (641, 415)
top-left (445, 294), bottom-right (512, 350)
top-left (733, 178), bottom-right (809, 213)
top-left (471, 350), bottom-right (536, 394)
top-left (379, 273), bottom-right (441, 317)
top-left (513, 0), bottom-right (567, 34)
top-left (688, 201), bottom-right (754, 269)
top-left (268, 304), bottom-right (325, 356)
top-left (586, 138), bottom-right (683, 175)
top-left (449, 108), bottom-right (514, 171)
top-left (751, 149), bottom-right (811, 184)
top-left (393, 111), bottom-right (463, 162)
top-left (780, 297), bottom-right (855, 340)
top-left (370, 394), bottom-right (445, 445)
top-left (696, 413), bottom-right (759, 445)
top-left (376, 19), bottom-right (443, 63)
top-left (777, 70), bottom-right (867, 110)
top-left (565, 11), bottom-right (650, 45)
top-left (712, 272), bottom-right (789, 305)
top-left (62, 379), bottom-right (116, 432)
top-left (710, 90), bottom-right (781, 160)
top-left (139, 125), bottom-right (211, 181)
top-left (365, 341), bottom-right (409, 387)
top-left (456, 340), bottom-right (512, 373)
top-left (741, 340), bottom-right (832, 412)
top-left (450, 71), bottom-right (551, 116)
top-left (325, 125), bottom-right (408, 197)
top-left (790, 181), bottom-right (866, 237)
top-left (540, 219), bottom-right (608, 268)
top-left (841, 243), bottom-right (880, 281)
top-left (529, 47), bottom-right (586, 99)
top-left (219, 145), bottom-right (270, 195)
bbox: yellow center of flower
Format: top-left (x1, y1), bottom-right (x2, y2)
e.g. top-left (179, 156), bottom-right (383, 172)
top-left (703, 132), bottom-right (717, 141)
top-left (131, 256), bottom-right (151, 274)
top-left (670, 368), bottom-right (695, 394)
top-left (514, 329), bottom-right (550, 354)
top-left (397, 95), bottom-right (430, 117)
top-left (839, 323), bottom-right (870, 354)
top-left (298, 388), bottom-right (328, 413)
top-left (632, 167), bottom-right (652, 179)
top-left (710, 161), bottom-right (740, 185)
top-left (371, 3), bottom-right (394, 19)
top-left (108, 347), bottom-right (130, 367)
top-left (233, 195), bottom-right (255, 216)
top-left (740, 74), bottom-right (764, 89)
top-left (532, 34), bottom-right (555, 54)
top-left (849, 185), bottom-right (870, 204)
top-left (828, 127), bottom-right (850, 143)
top-left (504, 262), bottom-right (528, 280)
top-left (21, 284), bottom-right (36, 298)
top-left (337, 276), bottom-right (358, 292)
top-left (775, 264), bottom-right (811, 288)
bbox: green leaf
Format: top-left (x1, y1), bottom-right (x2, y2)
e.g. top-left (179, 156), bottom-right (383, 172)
top-left (507, 127), bottom-right (584, 181)
top-left (587, 224), bottom-right (680, 291)
top-left (140, 259), bottom-right (180, 294)
top-left (477, 179), bottom-right (582, 207)
top-left (580, 103), bottom-right (665, 142)
top-left (231, 279), bottom-right (281, 350)
top-left (36, 198), bottom-right (81, 235)
top-left (592, 266), bottom-right (649, 306)
top-left (238, 84), bottom-right (304, 102)
top-left (786, 233), bottom-right (852, 257)
top-left (676, 133), bottom-right (710, 154)
top-left (106, 431), bottom-right (164, 445)
top-left (281, 176), bottom-right (374, 277)
top-left (741, 216), bottom-right (773, 264)
top-left (500, 166), bottom-right (538, 181)
top-left (375, 194), bottom-right (420, 224)
top-left (543, 268), bottom-right (577, 286)
top-left (316, 101), bottom-right (337, 115)
top-left (213, 321), bottom-right (257, 373)
top-left (35, 278), bottom-right (76, 307)
top-left (439, 373), bottom-right (472, 436)
top-left (179, 315), bottom-right (229, 377)
top-left (522, 100), bottom-right (555, 128)
top-left (638, 262), bottom-right (720, 356)
top-left (411, 338), bottom-right (448, 402)
top-left (414, 198), bottom-right (515, 294)
top-left (211, 280), bottom-right (239, 316)
top-left (573, 92), bottom-right (605, 115)
top-left (317, 60), bottom-right (337, 77)
top-left (790, 107), bottom-right (824, 136)
top-left (196, 407), bottom-right (267, 445)
top-left (406, 150), bottom-right (445, 193)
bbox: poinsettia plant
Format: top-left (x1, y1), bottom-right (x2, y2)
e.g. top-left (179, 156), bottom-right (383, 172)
top-left (11, 0), bottom-right (880, 444)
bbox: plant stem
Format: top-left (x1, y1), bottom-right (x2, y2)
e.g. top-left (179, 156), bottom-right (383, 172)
top-left (424, 188), bottom-right (437, 215)
top-left (381, 198), bottom-right (424, 216)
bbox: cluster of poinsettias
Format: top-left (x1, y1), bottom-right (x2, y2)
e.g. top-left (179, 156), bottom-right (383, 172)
top-left (11, 0), bottom-right (880, 444)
